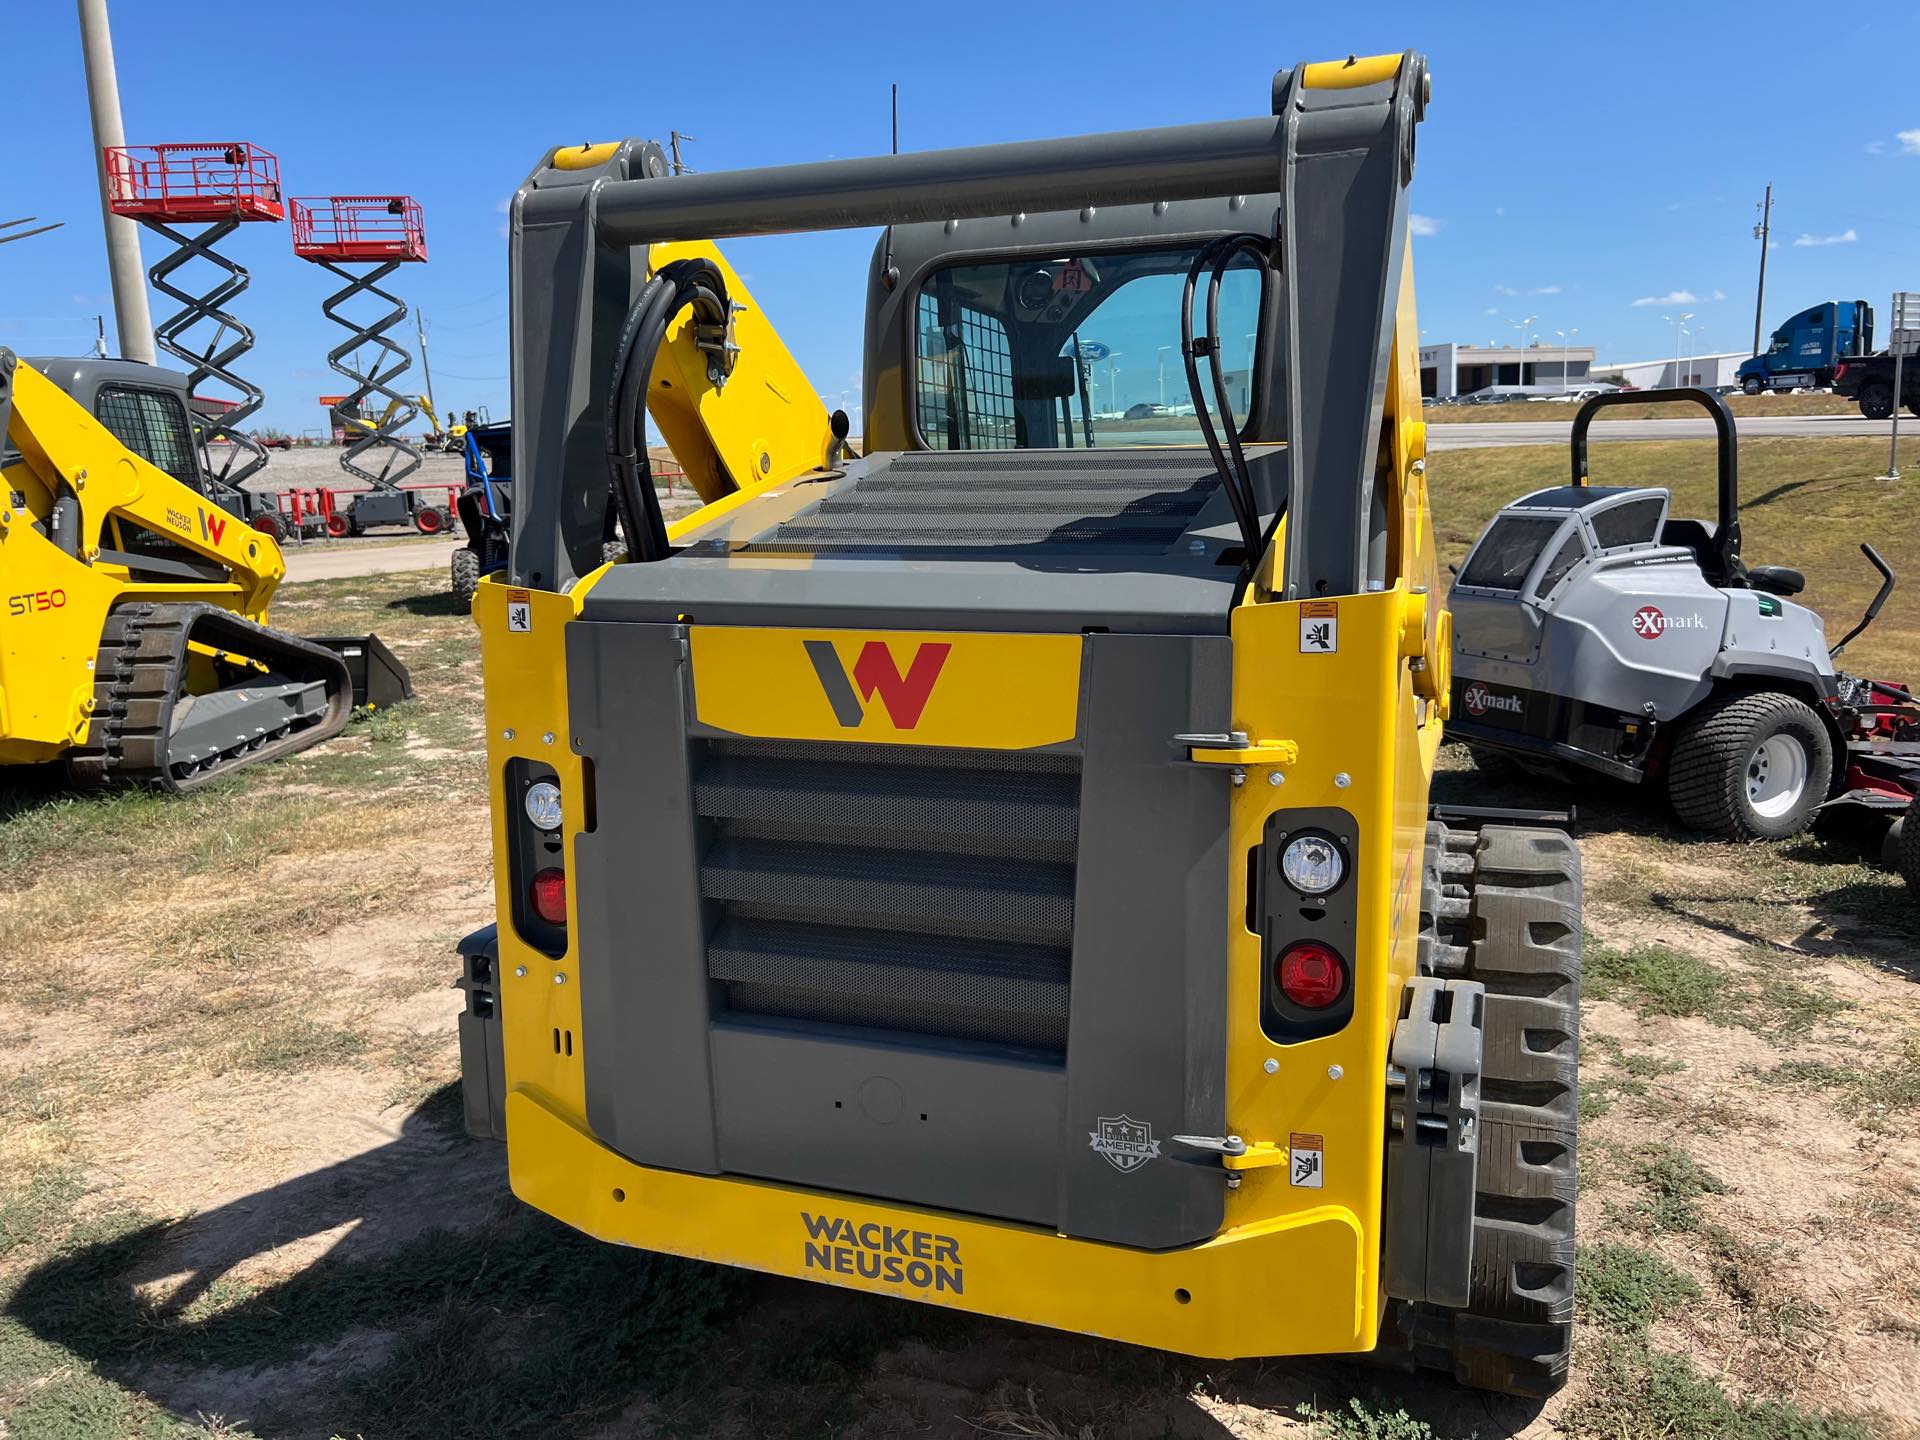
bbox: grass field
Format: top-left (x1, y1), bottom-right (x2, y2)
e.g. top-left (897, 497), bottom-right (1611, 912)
top-left (2, 437), bottom-right (1918, 1439)
top-left (1424, 392), bottom-right (1862, 423)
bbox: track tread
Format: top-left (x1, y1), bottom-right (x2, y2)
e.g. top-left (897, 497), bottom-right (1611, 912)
top-left (1667, 690), bottom-right (1831, 840)
top-left (1901, 798), bottom-right (1920, 892)
top-left (65, 602), bottom-right (353, 794)
top-left (1384, 821), bottom-right (1582, 1399)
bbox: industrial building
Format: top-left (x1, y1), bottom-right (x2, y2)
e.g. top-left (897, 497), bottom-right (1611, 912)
top-left (1597, 352), bottom-right (1749, 391)
top-left (1419, 340), bottom-right (1597, 399)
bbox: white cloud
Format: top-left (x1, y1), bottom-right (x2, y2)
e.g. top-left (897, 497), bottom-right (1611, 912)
top-left (1409, 213), bottom-right (1441, 237)
top-left (1534, 284), bottom-right (1562, 296)
top-left (1792, 228), bottom-right (1857, 247)
top-left (1496, 282), bottom-right (1560, 297)
top-left (1710, 289), bottom-right (1727, 301)
top-left (1899, 129), bottom-right (1920, 156)
top-left (1866, 140), bottom-right (1888, 156)
top-left (1484, 307), bottom-right (1499, 315)
top-left (1631, 290), bottom-right (1696, 307)
top-left (496, 197), bottom-right (512, 213)
top-left (1494, 206), bottom-right (1506, 217)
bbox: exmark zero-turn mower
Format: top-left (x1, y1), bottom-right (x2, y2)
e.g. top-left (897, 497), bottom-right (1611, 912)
top-left (457, 52), bottom-right (1591, 1396)
top-left (1450, 388), bottom-right (1920, 860)
top-left (0, 350), bottom-right (411, 793)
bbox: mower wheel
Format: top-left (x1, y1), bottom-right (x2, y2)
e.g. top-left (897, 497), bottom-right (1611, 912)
top-left (1900, 800), bottom-right (1920, 893)
top-left (1859, 382), bottom-right (1895, 421)
top-left (451, 546), bottom-right (481, 613)
top-left (1668, 690), bottom-right (1832, 840)
top-left (1381, 822), bottom-right (1582, 1397)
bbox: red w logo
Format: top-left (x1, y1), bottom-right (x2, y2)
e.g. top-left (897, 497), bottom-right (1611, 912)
top-left (806, 640), bottom-right (952, 729)
top-left (199, 508), bottom-right (228, 545)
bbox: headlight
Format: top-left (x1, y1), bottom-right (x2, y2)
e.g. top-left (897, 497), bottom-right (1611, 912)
top-left (1281, 833), bottom-right (1345, 895)
top-left (524, 779), bottom-right (563, 832)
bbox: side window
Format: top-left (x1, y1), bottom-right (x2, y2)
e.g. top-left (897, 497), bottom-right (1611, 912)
top-left (1534, 531), bottom-right (1588, 597)
top-left (1457, 515), bottom-right (1565, 592)
top-left (1589, 496), bottom-right (1664, 550)
top-left (916, 290), bottom-right (1016, 450)
top-left (95, 386), bottom-right (198, 484)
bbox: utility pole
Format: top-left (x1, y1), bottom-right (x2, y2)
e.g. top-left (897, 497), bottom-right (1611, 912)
top-left (891, 84), bottom-right (899, 154)
top-left (668, 131), bottom-right (696, 175)
top-left (76, 0), bottom-right (153, 363)
top-left (1752, 184), bottom-right (1772, 357)
top-left (94, 315), bottom-right (107, 358)
top-left (415, 310), bottom-right (437, 421)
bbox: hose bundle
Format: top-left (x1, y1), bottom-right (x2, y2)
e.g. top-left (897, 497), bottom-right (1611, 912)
top-left (604, 257), bottom-right (733, 562)
top-left (1181, 234), bottom-right (1278, 564)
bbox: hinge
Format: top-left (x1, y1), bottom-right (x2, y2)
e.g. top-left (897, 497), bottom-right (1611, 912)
top-left (1175, 731), bottom-right (1300, 768)
top-left (1170, 1133), bottom-right (1290, 1189)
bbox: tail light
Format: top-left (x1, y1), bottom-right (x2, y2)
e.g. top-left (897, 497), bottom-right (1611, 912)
top-left (1276, 940), bottom-right (1348, 1009)
top-left (530, 867), bottom-right (568, 926)
top-left (1836, 362), bottom-right (1850, 381)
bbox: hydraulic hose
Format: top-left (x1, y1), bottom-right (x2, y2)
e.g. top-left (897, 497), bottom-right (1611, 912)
top-left (603, 258), bottom-right (733, 562)
top-left (1181, 234), bottom-right (1271, 560)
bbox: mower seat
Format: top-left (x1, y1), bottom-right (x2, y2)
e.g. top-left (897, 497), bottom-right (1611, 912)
top-left (1747, 566), bottom-right (1806, 597)
top-left (1660, 518), bottom-right (1734, 585)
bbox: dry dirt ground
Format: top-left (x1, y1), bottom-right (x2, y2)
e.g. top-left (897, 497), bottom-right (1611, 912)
top-left (2, 444), bottom-right (1918, 1440)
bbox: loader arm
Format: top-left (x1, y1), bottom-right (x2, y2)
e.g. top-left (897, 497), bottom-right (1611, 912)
top-left (642, 240), bottom-right (838, 509)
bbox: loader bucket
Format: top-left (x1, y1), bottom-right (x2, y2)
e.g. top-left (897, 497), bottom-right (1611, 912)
top-left (312, 634), bottom-right (414, 709)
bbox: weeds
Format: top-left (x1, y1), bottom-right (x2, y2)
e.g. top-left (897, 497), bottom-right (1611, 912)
top-left (1577, 1242), bottom-right (1702, 1332)
top-left (1572, 1338), bottom-right (1876, 1439)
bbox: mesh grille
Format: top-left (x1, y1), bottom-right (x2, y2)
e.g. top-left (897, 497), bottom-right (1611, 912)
top-left (697, 738), bottom-right (1080, 1056)
top-left (741, 450), bottom-right (1223, 558)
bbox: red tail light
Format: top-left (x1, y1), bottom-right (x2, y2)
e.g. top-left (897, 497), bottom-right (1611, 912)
top-left (1276, 940), bottom-right (1348, 1008)
top-left (530, 867), bottom-right (568, 926)
top-left (1835, 362), bottom-right (1849, 380)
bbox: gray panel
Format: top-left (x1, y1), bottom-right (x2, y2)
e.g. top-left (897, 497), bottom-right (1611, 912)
top-left (1059, 633), bottom-right (1231, 1250)
top-left (711, 1021), bottom-right (1065, 1225)
top-left (568, 619), bottom-right (722, 1174)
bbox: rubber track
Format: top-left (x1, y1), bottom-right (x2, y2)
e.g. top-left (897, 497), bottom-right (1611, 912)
top-left (67, 603), bottom-right (354, 795)
top-left (1902, 799), bottom-right (1920, 892)
top-left (1667, 690), bottom-right (1829, 840)
top-left (1385, 822), bottom-right (1582, 1398)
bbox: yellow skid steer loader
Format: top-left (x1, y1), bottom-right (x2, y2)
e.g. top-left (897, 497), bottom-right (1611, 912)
top-left (459, 51), bottom-right (1584, 1397)
top-left (0, 350), bottom-right (410, 792)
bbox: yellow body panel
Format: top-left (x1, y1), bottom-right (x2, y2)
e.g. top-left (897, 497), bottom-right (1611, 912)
top-left (0, 358), bottom-right (282, 763)
top-left (1301, 53), bottom-right (1403, 90)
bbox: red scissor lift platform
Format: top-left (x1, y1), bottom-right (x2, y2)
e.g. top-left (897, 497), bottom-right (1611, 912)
top-left (104, 142), bottom-right (286, 223)
top-left (290, 196), bottom-right (427, 263)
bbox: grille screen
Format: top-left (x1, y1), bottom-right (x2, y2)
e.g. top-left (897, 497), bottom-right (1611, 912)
top-left (696, 738), bottom-right (1079, 1056)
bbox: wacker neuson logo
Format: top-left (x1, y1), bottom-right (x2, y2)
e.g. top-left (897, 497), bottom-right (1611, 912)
top-left (802, 1212), bottom-right (964, 1293)
top-left (805, 639), bottom-right (952, 729)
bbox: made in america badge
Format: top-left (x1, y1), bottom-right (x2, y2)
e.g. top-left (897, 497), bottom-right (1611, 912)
top-left (1089, 1114), bottom-right (1161, 1173)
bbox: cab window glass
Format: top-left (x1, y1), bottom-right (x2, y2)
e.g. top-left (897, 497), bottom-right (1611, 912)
top-left (1458, 515), bottom-right (1564, 591)
top-left (1589, 497), bottom-right (1664, 549)
top-left (95, 386), bottom-right (198, 483)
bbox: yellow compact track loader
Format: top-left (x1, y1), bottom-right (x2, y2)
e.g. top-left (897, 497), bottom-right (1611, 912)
top-left (459, 52), bottom-right (1585, 1396)
top-left (0, 350), bottom-right (410, 792)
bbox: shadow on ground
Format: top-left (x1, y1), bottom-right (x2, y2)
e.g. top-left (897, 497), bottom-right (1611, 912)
top-left (8, 1084), bottom-right (1545, 1439)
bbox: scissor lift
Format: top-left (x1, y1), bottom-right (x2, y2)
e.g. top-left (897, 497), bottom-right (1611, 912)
top-left (291, 196), bottom-right (443, 535)
top-left (103, 142), bottom-right (284, 522)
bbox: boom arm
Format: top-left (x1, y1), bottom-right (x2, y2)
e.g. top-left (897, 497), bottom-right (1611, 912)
top-left (643, 241), bottom-right (837, 509)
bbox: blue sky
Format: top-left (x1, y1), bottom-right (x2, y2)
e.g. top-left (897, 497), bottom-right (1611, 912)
top-left (5, 2), bottom-right (1918, 433)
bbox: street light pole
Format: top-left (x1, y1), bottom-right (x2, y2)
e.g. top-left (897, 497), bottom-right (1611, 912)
top-left (76, 0), bottom-right (153, 362)
top-left (1555, 328), bottom-right (1579, 392)
top-left (1511, 314), bottom-right (1538, 385)
top-left (1157, 344), bottom-right (1170, 406)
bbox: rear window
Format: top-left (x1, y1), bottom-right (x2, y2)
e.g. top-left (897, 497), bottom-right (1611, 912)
top-left (1589, 496), bottom-right (1664, 549)
top-left (95, 385), bottom-right (198, 484)
top-left (1458, 515), bottom-right (1565, 592)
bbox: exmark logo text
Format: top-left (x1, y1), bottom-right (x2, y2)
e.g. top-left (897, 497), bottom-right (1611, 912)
top-left (1461, 682), bottom-right (1524, 718)
top-left (802, 1212), bottom-right (964, 1293)
top-left (1631, 605), bottom-right (1707, 640)
top-left (806, 640), bottom-right (952, 729)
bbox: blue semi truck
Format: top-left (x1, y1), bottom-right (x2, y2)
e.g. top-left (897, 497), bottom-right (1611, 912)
top-left (1736, 299), bottom-right (1873, 393)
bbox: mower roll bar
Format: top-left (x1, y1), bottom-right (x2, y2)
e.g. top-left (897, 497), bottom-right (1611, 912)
top-left (1571, 387), bottom-right (1739, 577)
